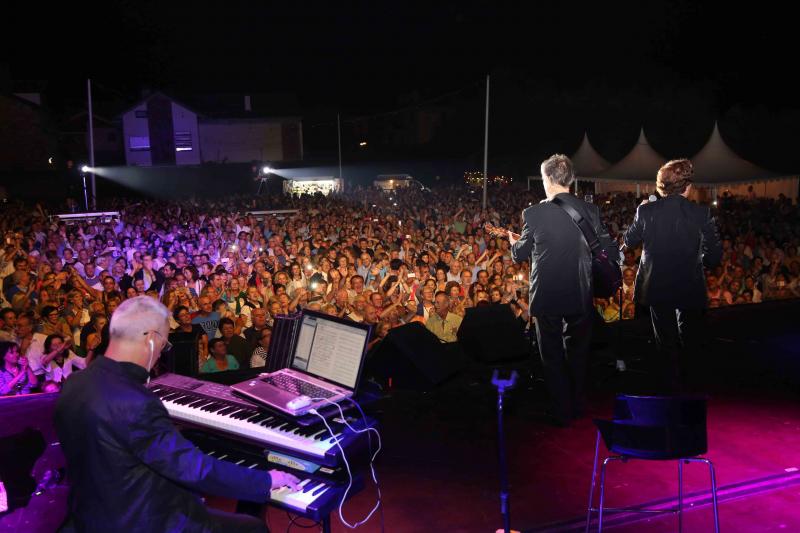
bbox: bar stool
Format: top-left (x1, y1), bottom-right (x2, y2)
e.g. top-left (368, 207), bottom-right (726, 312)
top-left (585, 395), bottom-right (720, 532)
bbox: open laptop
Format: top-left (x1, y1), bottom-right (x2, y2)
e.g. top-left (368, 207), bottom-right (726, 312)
top-left (231, 310), bottom-right (372, 417)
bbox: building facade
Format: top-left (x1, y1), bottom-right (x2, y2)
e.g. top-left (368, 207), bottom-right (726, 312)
top-left (120, 92), bottom-right (302, 166)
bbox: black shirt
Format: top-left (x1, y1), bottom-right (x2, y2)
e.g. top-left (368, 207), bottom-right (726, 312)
top-left (167, 324), bottom-right (206, 376)
top-left (221, 335), bottom-right (251, 370)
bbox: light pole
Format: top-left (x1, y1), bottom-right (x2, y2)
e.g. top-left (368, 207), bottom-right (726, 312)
top-left (87, 79), bottom-right (96, 209)
top-left (337, 112), bottom-right (343, 181)
top-left (482, 74), bottom-right (490, 211)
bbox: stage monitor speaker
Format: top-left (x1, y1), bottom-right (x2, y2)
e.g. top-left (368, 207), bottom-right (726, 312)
top-left (368, 322), bottom-right (464, 390)
top-left (458, 304), bottom-right (529, 363)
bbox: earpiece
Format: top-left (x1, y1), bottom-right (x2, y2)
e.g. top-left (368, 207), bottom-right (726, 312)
top-left (145, 336), bottom-right (157, 384)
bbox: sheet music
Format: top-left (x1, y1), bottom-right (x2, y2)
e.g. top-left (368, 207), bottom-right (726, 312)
top-left (292, 317), bottom-right (367, 389)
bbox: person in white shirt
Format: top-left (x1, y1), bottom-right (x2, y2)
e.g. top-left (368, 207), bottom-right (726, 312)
top-left (41, 334), bottom-right (86, 383)
top-left (15, 314), bottom-right (49, 376)
top-left (446, 259), bottom-right (464, 283)
top-left (249, 327), bottom-right (272, 368)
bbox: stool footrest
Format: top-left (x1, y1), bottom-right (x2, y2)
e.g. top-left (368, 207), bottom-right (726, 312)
top-left (588, 506), bottom-right (679, 515)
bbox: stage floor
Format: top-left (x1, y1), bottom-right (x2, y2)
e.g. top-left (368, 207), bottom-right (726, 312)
top-left (2, 301), bottom-right (799, 533)
top-left (266, 301), bottom-right (800, 532)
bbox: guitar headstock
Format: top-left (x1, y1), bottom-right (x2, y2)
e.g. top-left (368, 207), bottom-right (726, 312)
top-left (484, 223), bottom-right (506, 239)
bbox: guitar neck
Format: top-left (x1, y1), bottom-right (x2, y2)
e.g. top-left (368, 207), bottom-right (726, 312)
top-left (486, 225), bottom-right (520, 241)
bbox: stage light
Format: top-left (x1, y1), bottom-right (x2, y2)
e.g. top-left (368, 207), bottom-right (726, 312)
top-left (359, 141), bottom-right (367, 147)
top-left (712, 200), bottom-right (718, 206)
top-left (81, 165), bottom-right (90, 173)
top-left (262, 166), bottom-right (273, 174)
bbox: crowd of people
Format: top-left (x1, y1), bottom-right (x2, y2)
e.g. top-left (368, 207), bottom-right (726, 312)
top-left (0, 183), bottom-right (797, 396)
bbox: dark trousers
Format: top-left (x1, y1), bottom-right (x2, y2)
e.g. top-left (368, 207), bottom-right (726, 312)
top-left (534, 312), bottom-right (593, 422)
top-left (59, 508), bottom-right (268, 533)
top-left (649, 306), bottom-right (704, 392)
top-left (206, 507), bottom-right (269, 533)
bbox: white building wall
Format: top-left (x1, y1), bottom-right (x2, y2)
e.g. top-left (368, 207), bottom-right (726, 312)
top-left (199, 121), bottom-right (284, 163)
top-left (122, 104), bottom-right (152, 166)
top-left (171, 102), bottom-right (201, 165)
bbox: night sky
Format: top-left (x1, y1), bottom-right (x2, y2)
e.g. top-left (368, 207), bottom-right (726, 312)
top-left (6, 1), bottom-right (799, 172)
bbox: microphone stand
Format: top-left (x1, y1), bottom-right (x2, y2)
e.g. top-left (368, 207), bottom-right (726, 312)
top-left (616, 285), bottom-right (626, 371)
top-left (492, 370), bottom-right (518, 533)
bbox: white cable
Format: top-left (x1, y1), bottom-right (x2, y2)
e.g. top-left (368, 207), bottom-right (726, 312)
top-left (308, 397), bottom-right (382, 529)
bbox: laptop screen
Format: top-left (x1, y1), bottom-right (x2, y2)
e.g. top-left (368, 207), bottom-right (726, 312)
top-left (290, 311), bottom-right (371, 390)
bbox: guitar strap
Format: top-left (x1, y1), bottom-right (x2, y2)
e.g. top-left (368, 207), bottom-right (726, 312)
top-left (550, 197), bottom-right (603, 255)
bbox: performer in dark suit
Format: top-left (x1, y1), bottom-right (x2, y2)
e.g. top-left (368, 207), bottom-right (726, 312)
top-left (624, 159), bottom-right (721, 389)
top-left (55, 296), bottom-right (299, 532)
top-left (509, 155), bottom-right (619, 425)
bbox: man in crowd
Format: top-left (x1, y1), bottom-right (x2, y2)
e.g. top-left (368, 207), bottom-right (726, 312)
top-left (425, 292), bottom-right (462, 343)
top-left (243, 307), bottom-right (269, 352)
top-left (217, 317), bottom-right (251, 369)
top-left (192, 296), bottom-right (220, 339)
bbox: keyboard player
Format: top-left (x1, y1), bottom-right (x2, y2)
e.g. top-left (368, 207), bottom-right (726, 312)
top-left (55, 297), bottom-right (300, 532)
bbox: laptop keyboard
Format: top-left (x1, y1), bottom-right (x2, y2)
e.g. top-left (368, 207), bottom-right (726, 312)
top-left (262, 374), bottom-right (337, 400)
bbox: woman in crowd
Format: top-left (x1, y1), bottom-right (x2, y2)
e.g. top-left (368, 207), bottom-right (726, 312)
top-left (249, 326), bottom-right (272, 368)
top-left (41, 333), bottom-right (86, 383)
top-left (200, 338), bottom-right (239, 373)
top-left (39, 305), bottom-right (72, 338)
top-left (183, 265), bottom-right (203, 297)
top-left (445, 281), bottom-right (466, 317)
top-left (0, 341), bottom-right (36, 396)
top-left (435, 268), bottom-right (448, 293)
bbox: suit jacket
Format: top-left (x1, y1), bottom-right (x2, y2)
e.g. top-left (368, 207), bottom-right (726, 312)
top-left (512, 193), bottom-right (620, 316)
top-left (55, 356), bottom-right (270, 533)
top-left (623, 195), bottom-right (721, 309)
top-left (133, 268), bottom-right (166, 293)
top-left (118, 273), bottom-right (134, 293)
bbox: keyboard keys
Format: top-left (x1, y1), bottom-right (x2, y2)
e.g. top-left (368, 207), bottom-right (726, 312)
top-left (156, 387), bottom-right (341, 458)
top-left (196, 442), bottom-right (334, 514)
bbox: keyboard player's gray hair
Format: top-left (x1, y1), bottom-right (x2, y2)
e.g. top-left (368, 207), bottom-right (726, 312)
top-left (109, 296), bottom-right (170, 342)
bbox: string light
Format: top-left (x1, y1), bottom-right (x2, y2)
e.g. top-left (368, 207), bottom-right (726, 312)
top-left (464, 171), bottom-right (484, 187)
top-left (464, 171), bottom-right (512, 187)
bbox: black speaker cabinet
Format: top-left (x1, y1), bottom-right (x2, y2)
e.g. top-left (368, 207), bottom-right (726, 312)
top-left (368, 322), bottom-right (464, 390)
top-left (457, 304), bottom-right (529, 363)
